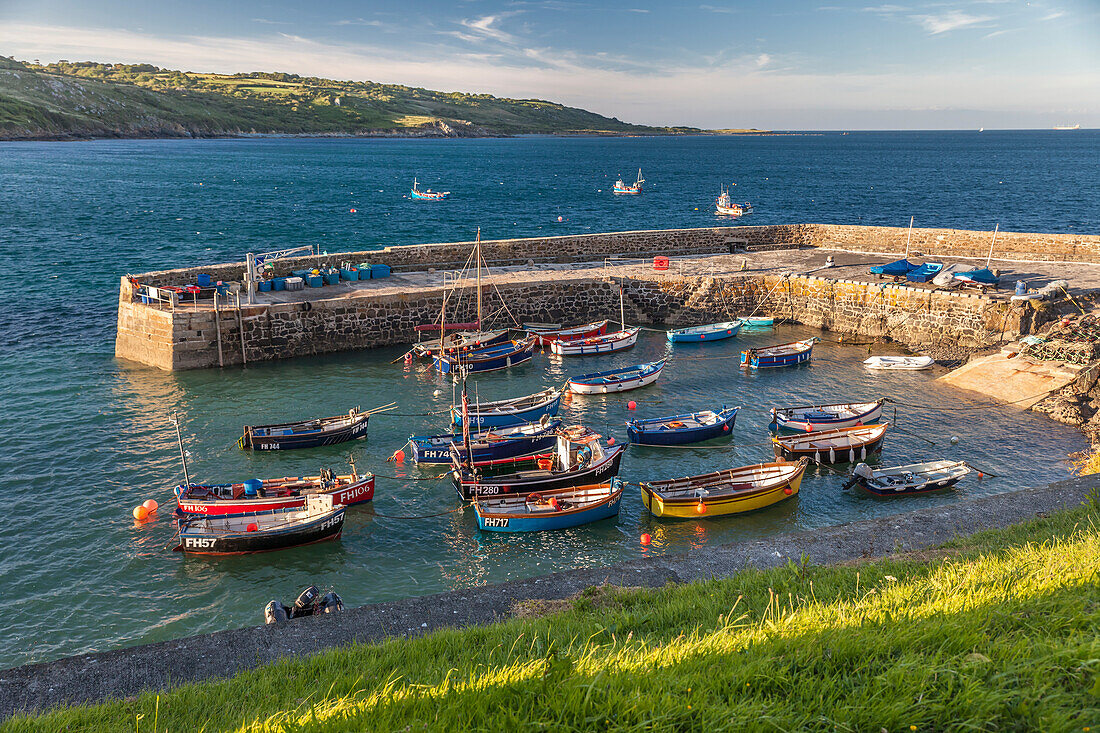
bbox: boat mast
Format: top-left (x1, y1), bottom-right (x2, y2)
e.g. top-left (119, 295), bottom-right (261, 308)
top-left (619, 278), bottom-right (626, 328)
top-left (903, 216), bottom-right (914, 260)
top-left (476, 227), bottom-right (483, 329)
top-left (170, 412), bottom-right (191, 487)
top-left (986, 224), bottom-right (999, 269)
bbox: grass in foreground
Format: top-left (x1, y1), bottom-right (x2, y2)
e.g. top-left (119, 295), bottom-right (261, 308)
top-left (6, 504), bottom-right (1100, 732)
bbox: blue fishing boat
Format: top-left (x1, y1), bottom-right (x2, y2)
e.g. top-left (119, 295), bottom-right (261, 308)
top-left (407, 419), bottom-right (561, 465)
top-left (906, 262), bottom-right (943, 283)
top-left (870, 258), bottom-right (916, 277)
top-left (667, 321), bottom-right (742, 343)
top-left (434, 336), bottom-right (536, 374)
top-left (627, 406), bottom-right (739, 445)
top-left (568, 360), bottom-right (665, 394)
top-left (771, 399), bottom-right (884, 433)
top-left (451, 387), bottom-right (562, 429)
top-left (410, 177), bottom-right (450, 200)
top-left (740, 339), bottom-right (815, 369)
top-left (953, 268), bottom-right (1000, 288)
top-left (613, 169), bottom-right (644, 194)
top-left (474, 479), bottom-right (624, 532)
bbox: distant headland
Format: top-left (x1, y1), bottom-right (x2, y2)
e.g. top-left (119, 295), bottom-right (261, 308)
top-left (0, 56), bottom-right (768, 141)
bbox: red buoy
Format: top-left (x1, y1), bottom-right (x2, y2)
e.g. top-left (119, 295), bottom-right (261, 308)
top-left (350, 208), bottom-right (358, 213)
top-left (640, 533), bottom-right (652, 546)
top-left (783, 487), bottom-right (793, 495)
top-left (391, 449), bottom-right (405, 463)
top-left (607, 437), bottom-right (615, 446)
top-left (246, 523), bottom-right (259, 532)
top-left (627, 401), bottom-right (636, 410)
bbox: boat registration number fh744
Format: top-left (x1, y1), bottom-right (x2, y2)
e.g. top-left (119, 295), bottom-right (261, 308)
top-left (482, 517), bottom-right (509, 528)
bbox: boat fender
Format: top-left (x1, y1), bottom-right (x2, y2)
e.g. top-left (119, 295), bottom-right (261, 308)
top-left (848, 448), bottom-right (855, 463)
top-left (292, 585), bottom-right (320, 616)
top-left (302, 301), bottom-right (313, 312)
top-left (813, 450), bottom-right (821, 464)
top-left (318, 591), bottom-right (344, 614)
top-left (264, 600), bottom-right (290, 624)
top-left (860, 446), bottom-right (867, 460)
top-left (828, 447), bottom-right (836, 463)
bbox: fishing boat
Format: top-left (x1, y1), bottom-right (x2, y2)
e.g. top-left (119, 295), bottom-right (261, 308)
top-left (613, 169), bottom-right (644, 194)
top-left (408, 419), bottom-right (562, 465)
top-left (627, 406), bottom-right (739, 446)
top-left (411, 328), bottom-right (511, 358)
top-left (640, 458), bottom-right (808, 518)
top-left (450, 387), bottom-right (562, 429)
top-left (740, 339), bottom-right (815, 369)
top-left (667, 320), bottom-right (742, 343)
top-left (474, 480), bottom-right (624, 532)
top-left (175, 469), bottom-right (375, 516)
top-left (906, 262), bottom-right (943, 283)
top-left (239, 406), bottom-right (380, 451)
top-left (410, 177), bottom-right (450, 200)
top-left (434, 336), bottom-right (536, 374)
top-left (551, 327), bottom-right (639, 355)
top-left (846, 460), bottom-right (971, 497)
top-left (174, 494), bottom-right (345, 555)
top-left (771, 399), bottom-right (884, 433)
top-left (452, 426), bottom-right (625, 500)
top-left (526, 320), bottom-right (609, 346)
top-left (568, 360), bottom-right (665, 395)
top-left (863, 355), bottom-right (934, 370)
top-left (870, 258), bottom-right (916, 278)
top-left (715, 185), bottom-right (752, 217)
top-left (772, 423), bottom-right (888, 464)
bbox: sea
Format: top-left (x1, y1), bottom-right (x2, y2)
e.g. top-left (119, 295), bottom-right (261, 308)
top-left (0, 131), bottom-right (1097, 670)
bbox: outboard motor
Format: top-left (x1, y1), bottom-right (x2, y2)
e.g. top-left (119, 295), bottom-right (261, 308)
top-left (318, 591), bottom-right (344, 614)
top-left (291, 585), bottom-right (320, 618)
top-left (264, 600), bottom-right (290, 624)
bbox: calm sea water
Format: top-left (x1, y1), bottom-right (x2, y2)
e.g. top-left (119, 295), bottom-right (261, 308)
top-left (0, 132), bottom-right (1097, 669)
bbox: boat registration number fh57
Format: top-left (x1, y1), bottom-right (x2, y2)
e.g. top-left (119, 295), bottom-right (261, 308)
top-left (482, 517), bottom-right (509, 528)
top-left (319, 515), bottom-right (344, 531)
top-left (184, 537), bottom-right (217, 549)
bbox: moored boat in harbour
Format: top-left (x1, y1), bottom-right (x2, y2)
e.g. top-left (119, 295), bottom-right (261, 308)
top-left (408, 419), bottom-right (562, 465)
top-left (434, 336), bottom-right (537, 374)
top-left (526, 320), bottom-right (609, 346)
top-left (410, 177), bottom-right (450, 200)
top-left (627, 406), bottom-right (739, 445)
top-left (238, 405), bottom-right (392, 450)
top-left (175, 468), bottom-right (375, 515)
top-left (473, 479), bottom-right (624, 532)
top-left (551, 327), bottom-right (639, 355)
top-left (174, 494), bottom-right (345, 555)
top-left (667, 320), bottom-right (742, 343)
top-left (845, 460), bottom-right (971, 496)
top-left (772, 423), bottom-right (888, 464)
top-left (771, 399), bottom-right (884, 433)
top-left (568, 359), bottom-right (665, 394)
top-left (741, 338), bottom-right (815, 369)
top-left (640, 458), bottom-right (808, 518)
top-left (450, 387), bottom-right (562, 429)
top-left (613, 169), bottom-right (644, 194)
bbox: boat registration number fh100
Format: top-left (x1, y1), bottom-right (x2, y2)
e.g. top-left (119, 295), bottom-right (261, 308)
top-left (482, 517), bottom-right (509, 528)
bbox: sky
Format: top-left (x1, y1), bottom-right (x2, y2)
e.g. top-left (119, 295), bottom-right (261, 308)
top-left (1, 0), bottom-right (1098, 129)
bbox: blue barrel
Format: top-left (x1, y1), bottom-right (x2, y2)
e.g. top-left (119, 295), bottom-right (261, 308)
top-left (323, 271), bottom-right (340, 286)
top-left (243, 478), bottom-right (262, 497)
top-left (307, 275), bottom-right (324, 288)
top-left (272, 277), bottom-right (287, 291)
top-left (371, 264), bottom-right (391, 278)
top-left (197, 273), bottom-right (212, 287)
top-left (1015, 280), bottom-right (1026, 296)
top-left (258, 280), bottom-right (273, 292)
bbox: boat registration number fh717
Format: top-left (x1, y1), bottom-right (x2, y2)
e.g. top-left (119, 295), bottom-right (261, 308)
top-left (482, 517), bottom-right (509, 528)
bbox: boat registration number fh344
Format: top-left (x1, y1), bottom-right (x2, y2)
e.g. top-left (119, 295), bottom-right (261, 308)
top-left (482, 517), bottom-right (510, 528)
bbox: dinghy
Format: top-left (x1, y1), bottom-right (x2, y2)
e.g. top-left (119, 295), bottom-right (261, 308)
top-left (239, 407), bottom-right (377, 451)
top-left (434, 336), bottom-right (536, 374)
top-left (846, 460), bottom-right (970, 496)
top-left (771, 399), bottom-right (884, 433)
top-left (870, 258), bottom-right (916, 277)
top-left (741, 339), bottom-right (815, 369)
top-left (931, 264), bottom-right (966, 287)
top-left (174, 494), bottom-right (345, 555)
top-left (627, 406), bottom-right (739, 445)
top-left (452, 426), bottom-right (624, 500)
top-left (640, 459), bottom-right (808, 518)
top-left (772, 423), bottom-right (888, 464)
top-left (474, 480), bottom-right (624, 532)
top-left (411, 329), bottom-right (511, 358)
top-left (667, 321), bottom-right (743, 343)
top-left (953, 268), bottom-right (1000, 289)
top-left (906, 262), bottom-right (943, 283)
top-left (450, 387), bottom-right (562, 429)
top-left (863, 355), bottom-right (934, 370)
top-left (568, 360), bottom-right (665, 394)
top-left (738, 316), bottom-right (774, 329)
top-left (408, 419), bottom-right (562, 464)
top-left (551, 327), bottom-right (639, 356)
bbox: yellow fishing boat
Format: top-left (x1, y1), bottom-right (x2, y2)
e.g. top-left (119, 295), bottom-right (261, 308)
top-left (639, 458), bottom-right (808, 518)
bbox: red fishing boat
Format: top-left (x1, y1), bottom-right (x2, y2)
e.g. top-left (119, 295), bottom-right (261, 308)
top-left (526, 320), bottom-right (610, 346)
top-left (174, 469), bottom-right (374, 516)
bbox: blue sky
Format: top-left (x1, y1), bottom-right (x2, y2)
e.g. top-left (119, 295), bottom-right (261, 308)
top-left (1, 0), bottom-right (1097, 129)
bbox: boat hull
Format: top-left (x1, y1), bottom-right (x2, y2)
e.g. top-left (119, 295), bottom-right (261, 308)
top-left (528, 320), bottom-right (609, 346)
top-left (741, 340), bottom-right (814, 369)
top-left (175, 476), bottom-right (375, 516)
top-left (568, 360), bottom-right (664, 394)
top-left (474, 483), bottom-right (623, 532)
top-left (454, 446), bottom-right (624, 501)
top-left (667, 321), bottom-right (743, 343)
top-left (627, 408), bottom-right (739, 446)
top-left (435, 338), bottom-right (536, 374)
top-left (551, 328), bottom-right (638, 356)
top-left (772, 425), bottom-right (888, 464)
top-left (772, 400), bottom-right (884, 433)
top-left (409, 421), bottom-right (561, 464)
top-left (451, 391), bottom-right (562, 429)
top-left (240, 414), bottom-right (369, 451)
top-left (177, 508), bottom-right (345, 555)
top-left (641, 469), bottom-right (803, 518)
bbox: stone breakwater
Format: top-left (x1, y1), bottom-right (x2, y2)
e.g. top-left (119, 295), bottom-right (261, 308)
top-left (117, 225), bottom-right (1095, 370)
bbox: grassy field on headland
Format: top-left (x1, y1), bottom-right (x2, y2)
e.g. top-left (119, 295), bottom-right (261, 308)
top-left (0, 57), bottom-right (759, 140)
top-left (5, 500), bottom-right (1099, 732)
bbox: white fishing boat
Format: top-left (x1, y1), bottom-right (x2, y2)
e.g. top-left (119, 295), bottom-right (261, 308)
top-left (846, 460), bottom-right (970, 496)
top-left (551, 327), bottom-right (639, 356)
top-left (715, 184), bottom-right (752, 217)
top-left (863, 356), bottom-right (934, 371)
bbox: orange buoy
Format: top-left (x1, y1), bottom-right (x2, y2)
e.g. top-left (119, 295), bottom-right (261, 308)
top-left (607, 437), bottom-right (615, 446)
top-left (142, 499), bottom-right (159, 514)
top-left (723, 424), bottom-right (730, 431)
top-left (549, 498), bottom-right (560, 510)
top-left (132, 505), bottom-right (149, 521)
top-left (350, 208), bottom-right (357, 213)
top-left (538, 458), bottom-right (553, 470)
top-left (783, 487), bottom-right (793, 495)
top-left (978, 471), bottom-right (984, 478)
top-left (246, 523), bottom-right (259, 532)
top-left (627, 401), bottom-right (636, 410)
top-left (557, 215), bottom-right (563, 222)
top-left (640, 533), bottom-right (652, 546)
top-left (391, 449), bottom-right (405, 463)
top-left (695, 501), bottom-right (707, 515)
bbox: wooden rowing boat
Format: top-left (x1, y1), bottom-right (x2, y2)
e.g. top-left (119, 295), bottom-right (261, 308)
top-left (771, 399), bottom-right (884, 433)
top-left (474, 480), bottom-right (624, 532)
top-left (772, 423), bottom-right (888, 464)
top-left (627, 406), bottom-right (739, 445)
top-left (174, 494), bottom-right (345, 555)
top-left (568, 360), bottom-right (664, 394)
top-left (640, 459), bottom-right (808, 518)
top-left (741, 339), bottom-right (815, 369)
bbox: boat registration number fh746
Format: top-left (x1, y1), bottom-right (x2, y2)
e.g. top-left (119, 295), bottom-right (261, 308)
top-left (482, 517), bottom-right (509, 528)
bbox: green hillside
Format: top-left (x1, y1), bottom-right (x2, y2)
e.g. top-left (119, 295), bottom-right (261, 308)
top-left (0, 56), bottom-right (705, 140)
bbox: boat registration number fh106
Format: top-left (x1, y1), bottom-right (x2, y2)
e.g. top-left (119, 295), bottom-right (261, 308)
top-left (482, 517), bottom-right (509, 528)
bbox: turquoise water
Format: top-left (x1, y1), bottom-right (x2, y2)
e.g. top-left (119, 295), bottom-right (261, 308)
top-left (0, 132), bottom-right (1096, 669)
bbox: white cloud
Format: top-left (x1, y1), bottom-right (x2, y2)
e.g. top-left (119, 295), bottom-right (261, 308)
top-left (756, 53), bottom-right (772, 68)
top-left (0, 22), bottom-right (1095, 129)
top-left (1042, 11), bottom-right (1066, 21)
top-left (456, 15), bottom-right (519, 45)
top-left (700, 5), bottom-right (735, 14)
top-left (911, 11), bottom-right (995, 34)
top-left (628, 8), bottom-right (650, 13)
top-left (862, 5), bottom-right (909, 13)
top-left (334, 19), bottom-right (385, 27)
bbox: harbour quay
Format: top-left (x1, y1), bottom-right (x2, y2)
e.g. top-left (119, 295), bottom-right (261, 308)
top-left (115, 224), bottom-right (1100, 370)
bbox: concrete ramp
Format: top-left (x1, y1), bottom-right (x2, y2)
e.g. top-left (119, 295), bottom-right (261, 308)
top-left (938, 350), bottom-right (1084, 408)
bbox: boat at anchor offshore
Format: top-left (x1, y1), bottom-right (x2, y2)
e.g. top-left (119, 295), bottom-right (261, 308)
top-left (410, 177), bottom-right (450, 200)
top-left (613, 169), bottom-right (644, 194)
top-left (715, 184), bottom-right (752, 217)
